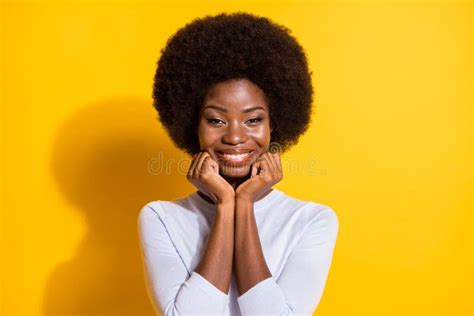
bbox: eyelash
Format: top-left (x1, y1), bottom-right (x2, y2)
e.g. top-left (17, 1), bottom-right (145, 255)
top-left (207, 117), bottom-right (263, 126)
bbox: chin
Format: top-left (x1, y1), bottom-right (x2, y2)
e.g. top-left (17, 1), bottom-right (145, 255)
top-left (219, 163), bottom-right (251, 178)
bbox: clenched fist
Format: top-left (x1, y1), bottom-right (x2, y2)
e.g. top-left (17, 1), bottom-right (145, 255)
top-left (187, 151), bottom-right (235, 204)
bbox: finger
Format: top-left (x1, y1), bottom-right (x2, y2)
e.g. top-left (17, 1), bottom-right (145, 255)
top-left (196, 152), bottom-right (211, 175)
top-left (265, 152), bottom-right (278, 173)
top-left (189, 152), bottom-right (203, 177)
top-left (251, 159), bottom-right (261, 178)
top-left (201, 153), bottom-right (216, 175)
top-left (255, 157), bottom-right (269, 177)
top-left (187, 153), bottom-right (197, 177)
top-left (275, 152), bottom-right (282, 170)
top-left (274, 152), bottom-right (283, 179)
top-left (269, 152), bottom-right (282, 176)
top-left (260, 153), bottom-right (275, 176)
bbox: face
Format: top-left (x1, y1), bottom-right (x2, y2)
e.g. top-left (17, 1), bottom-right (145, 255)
top-left (197, 78), bottom-right (272, 178)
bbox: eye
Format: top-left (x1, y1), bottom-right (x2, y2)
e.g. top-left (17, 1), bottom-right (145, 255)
top-left (207, 118), bottom-right (224, 126)
top-left (246, 117), bottom-right (263, 125)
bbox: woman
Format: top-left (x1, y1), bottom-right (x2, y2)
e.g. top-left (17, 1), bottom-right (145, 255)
top-left (138, 12), bottom-right (339, 315)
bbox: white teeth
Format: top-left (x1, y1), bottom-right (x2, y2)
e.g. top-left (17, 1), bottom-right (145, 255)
top-left (222, 153), bottom-right (249, 157)
top-left (219, 152), bottom-right (251, 163)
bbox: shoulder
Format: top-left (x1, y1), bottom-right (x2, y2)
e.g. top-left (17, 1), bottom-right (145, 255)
top-left (280, 190), bottom-right (337, 215)
top-left (137, 195), bottom-right (203, 232)
top-left (282, 200), bottom-right (340, 250)
top-left (136, 199), bottom-right (192, 240)
top-left (271, 190), bottom-right (339, 232)
top-left (137, 200), bottom-right (164, 227)
top-left (302, 202), bottom-right (339, 246)
top-left (279, 191), bottom-right (339, 234)
top-left (137, 199), bottom-right (182, 223)
top-left (306, 202), bottom-right (339, 227)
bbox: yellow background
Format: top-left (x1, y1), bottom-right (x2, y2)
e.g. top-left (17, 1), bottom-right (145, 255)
top-left (1, 0), bottom-right (472, 315)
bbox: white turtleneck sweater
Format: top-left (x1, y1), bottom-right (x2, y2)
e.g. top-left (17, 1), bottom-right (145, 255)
top-left (137, 188), bottom-right (339, 315)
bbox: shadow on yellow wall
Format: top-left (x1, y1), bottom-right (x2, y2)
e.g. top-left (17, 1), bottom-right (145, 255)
top-left (43, 97), bottom-right (190, 315)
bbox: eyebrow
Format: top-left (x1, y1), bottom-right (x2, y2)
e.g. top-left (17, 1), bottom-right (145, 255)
top-left (203, 105), bottom-right (266, 113)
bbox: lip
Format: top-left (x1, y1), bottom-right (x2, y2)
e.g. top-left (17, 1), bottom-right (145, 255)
top-left (215, 150), bottom-right (255, 165)
top-left (216, 148), bottom-right (254, 154)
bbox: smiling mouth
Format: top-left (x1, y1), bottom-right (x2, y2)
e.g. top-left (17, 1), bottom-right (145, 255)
top-left (215, 151), bottom-right (254, 165)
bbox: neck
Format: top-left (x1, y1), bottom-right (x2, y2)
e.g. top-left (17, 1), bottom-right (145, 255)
top-left (222, 174), bottom-right (249, 190)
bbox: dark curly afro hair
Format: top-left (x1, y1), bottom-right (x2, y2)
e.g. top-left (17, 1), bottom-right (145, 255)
top-left (152, 12), bottom-right (314, 156)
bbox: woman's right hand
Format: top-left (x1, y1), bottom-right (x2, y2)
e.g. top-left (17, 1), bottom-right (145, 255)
top-left (187, 151), bottom-right (235, 204)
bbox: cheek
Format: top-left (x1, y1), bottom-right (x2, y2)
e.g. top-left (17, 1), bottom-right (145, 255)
top-left (197, 124), bottom-right (219, 149)
top-left (252, 125), bottom-right (271, 145)
top-left (198, 121), bottom-right (272, 149)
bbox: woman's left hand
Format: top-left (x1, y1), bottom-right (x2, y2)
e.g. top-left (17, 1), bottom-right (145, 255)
top-left (235, 151), bottom-right (283, 203)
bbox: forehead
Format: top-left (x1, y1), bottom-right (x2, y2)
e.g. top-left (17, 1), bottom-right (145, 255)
top-left (203, 79), bottom-right (269, 112)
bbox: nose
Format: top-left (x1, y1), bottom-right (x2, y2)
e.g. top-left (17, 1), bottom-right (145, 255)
top-left (222, 122), bottom-right (249, 145)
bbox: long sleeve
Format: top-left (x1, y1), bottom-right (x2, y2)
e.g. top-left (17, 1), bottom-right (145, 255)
top-left (236, 207), bottom-right (339, 315)
top-left (137, 204), bottom-right (230, 315)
